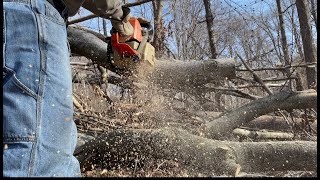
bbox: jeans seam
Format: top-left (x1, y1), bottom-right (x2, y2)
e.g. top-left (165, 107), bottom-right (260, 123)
top-left (3, 66), bottom-right (38, 99)
top-left (12, 73), bottom-right (38, 99)
top-left (3, 136), bottom-right (36, 142)
top-left (43, 4), bottom-right (65, 26)
top-left (3, 10), bottom-right (6, 66)
top-left (28, 0), bottom-right (44, 175)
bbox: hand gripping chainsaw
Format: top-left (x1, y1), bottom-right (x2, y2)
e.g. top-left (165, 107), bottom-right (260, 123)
top-left (107, 17), bottom-right (156, 71)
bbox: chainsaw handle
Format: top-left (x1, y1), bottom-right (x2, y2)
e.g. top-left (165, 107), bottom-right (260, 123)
top-left (142, 22), bottom-right (154, 42)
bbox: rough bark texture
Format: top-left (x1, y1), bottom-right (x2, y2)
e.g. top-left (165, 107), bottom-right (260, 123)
top-left (296, 0), bottom-right (317, 89)
top-left (205, 90), bottom-right (317, 139)
top-left (152, 0), bottom-right (164, 57)
top-left (74, 127), bottom-right (317, 176)
top-left (143, 58), bottom-right (236, 91)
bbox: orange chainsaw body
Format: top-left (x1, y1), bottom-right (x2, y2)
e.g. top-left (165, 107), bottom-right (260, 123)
top-left (110, 17), bottom-right (155, 70)
top-left (111, 18), bottom-right (143, 58)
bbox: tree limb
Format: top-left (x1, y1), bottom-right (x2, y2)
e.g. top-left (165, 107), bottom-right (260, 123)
top-left (67, 0), bottom-right (153, 25)
top-left (236, 52), bottom-right (273, 95)
top-left (205, 90), bottom-right (317, 139)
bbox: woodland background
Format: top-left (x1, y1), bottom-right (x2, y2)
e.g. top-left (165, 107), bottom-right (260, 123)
top-left (66, 0), bottom-right (317, 177)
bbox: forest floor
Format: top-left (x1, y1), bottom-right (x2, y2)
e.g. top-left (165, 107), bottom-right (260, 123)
top-left (71, 56), bottom-right (317, 177)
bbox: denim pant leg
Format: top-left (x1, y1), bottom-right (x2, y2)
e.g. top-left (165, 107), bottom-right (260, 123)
top-left (3, 0), bottom-right (81, 177)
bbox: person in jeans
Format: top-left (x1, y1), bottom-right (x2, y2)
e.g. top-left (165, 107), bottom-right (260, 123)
top-left (3, 0), bottom-right (133, 177)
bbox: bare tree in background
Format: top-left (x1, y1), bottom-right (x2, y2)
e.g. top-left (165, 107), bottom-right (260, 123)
top-left (296, 0), bottom-right (317, 89)
top-left (102, 19), bottom-right (107, 36)
top-left (203, 0), bottom-right (218, 59)
top-left (170, 0), bottom-right (206, 60)
top-left (276, 0), bottom-right (293, 89)
top-left (309, 0), bottom-right (317, 33)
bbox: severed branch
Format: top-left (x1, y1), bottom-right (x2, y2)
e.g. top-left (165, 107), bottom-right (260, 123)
top-left (236, 53), bottom-right (273, 95)
top-left (67, 0), bottom-right (153, 25)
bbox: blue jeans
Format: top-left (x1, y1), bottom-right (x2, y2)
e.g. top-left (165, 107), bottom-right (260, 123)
top-left (3, 0), bottom-right (81, 177)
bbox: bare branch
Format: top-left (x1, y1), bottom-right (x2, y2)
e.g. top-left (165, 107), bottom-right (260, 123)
top-left (236, 52), bottom-right (273, 95)
top-left (236, 62), bottom-right (317, 71)
top-left (67, 0), bottom-right (153, 25)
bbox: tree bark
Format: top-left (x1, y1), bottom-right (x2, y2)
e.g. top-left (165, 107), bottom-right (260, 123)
top-left (205, 90), bottom-right (317, 139)
top-left (152, 0), bottom-right (164, 57)
top-left (74, 127), bottom-right (317, 176)
top-left (144, 58), bottom-right (236, 91)
top-left (296, 0), bottom-right (317, 89)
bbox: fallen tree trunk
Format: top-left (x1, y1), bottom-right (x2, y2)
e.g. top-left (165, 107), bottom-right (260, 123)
top-left (205, 90), bottom-right (317, 139)
top-left (74, 127), bottom-right (317, 176)
top-left (67, 26), bottom-right (236, 91)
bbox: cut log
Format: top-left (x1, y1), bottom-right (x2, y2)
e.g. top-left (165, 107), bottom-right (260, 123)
top-left (74, 127), bottom-right (317, 176)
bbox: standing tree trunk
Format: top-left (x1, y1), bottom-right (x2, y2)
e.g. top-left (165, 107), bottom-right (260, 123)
top-left (276, 0), bottom-right (293, 90)
top-left (309, 0), bottom-right (317, 33)
top-left (152, 0), bottom-right (164, 58)
top-left (102, 19), bottom-right (107, 36)
top-left (203, 0), bottom-right (217, 59)
top-left (290, 0), bottom-right (304, 61)
top-left (296, 0), bottom-right (317, 89)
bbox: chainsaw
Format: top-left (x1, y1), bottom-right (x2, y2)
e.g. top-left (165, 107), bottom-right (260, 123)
top-left (107, 17), bottom-right (156, 71)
